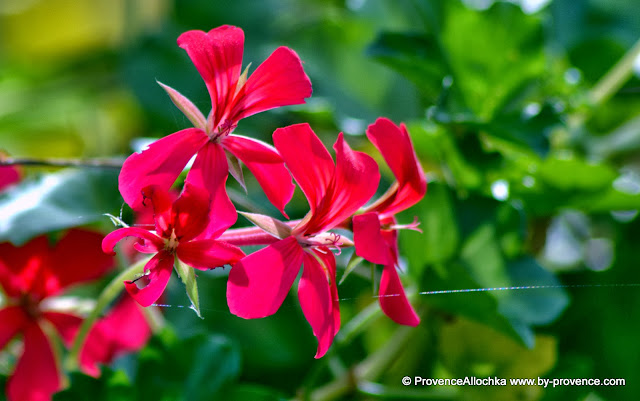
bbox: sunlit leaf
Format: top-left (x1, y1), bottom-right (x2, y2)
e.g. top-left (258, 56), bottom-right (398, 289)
top-left (0, 169), bottom-right (120, 244)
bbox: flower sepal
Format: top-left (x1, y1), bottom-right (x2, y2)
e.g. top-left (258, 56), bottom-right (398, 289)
top-left (157, 81), bottom-right (207, 130)
top-left (225, 150), bottom-right (246, 192)
top-left (238, 211), bottom-right (293, 239)
top-left (174, 256), bottom-right (202, 319)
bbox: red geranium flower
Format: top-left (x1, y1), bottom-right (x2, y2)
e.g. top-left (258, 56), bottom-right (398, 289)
top-left (227, 123), bottom-right (380, 358)
top-left (0, 230), bottom-right (114, 401)
top-left (352, 118), bottom-right (427, 327)
top-left (119, 25), bottom-right (312, 238)
top-left (103, 183), bottom-right (245, 307)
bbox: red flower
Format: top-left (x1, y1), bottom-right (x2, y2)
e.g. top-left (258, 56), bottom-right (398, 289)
top-left (103, 183), bottom-right (245, 307)
top-left (0, 151), bottom-right (21, 193)
top-left (79, 294), bottom-right (151, 378)
top-left (0, 166), bottom-right (20, 192)
top-left (0, 230), bottom-right (114, 401)
top-left (227, 124), bottom-right (380, 358)
top-left (119, 25), bottom-right (312, 238)
top-left (352, 118), bottom-right (427, 327)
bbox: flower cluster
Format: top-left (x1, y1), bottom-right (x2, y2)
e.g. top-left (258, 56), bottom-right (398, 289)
top-left (0, 230), bottom-right (151, 400)
top-left (107, 25), bottom-right (427, 359)
top-left (1, 23), bottom-right (427, 400)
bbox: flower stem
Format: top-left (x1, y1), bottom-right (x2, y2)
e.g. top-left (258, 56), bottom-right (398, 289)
top-left (589, 37), bottom-right (640, 106)
top-left (0, 156), bottom-right (124, 169)
top-left (218, 220), bottom-right (301, 246)
top-left (65, 256), bottom-right (150, 371)
top-left (299, 308), bottom-right (426, 401)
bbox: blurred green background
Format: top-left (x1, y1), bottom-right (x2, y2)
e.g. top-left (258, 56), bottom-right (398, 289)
top-left (1, 0), bottom-right (640, 400)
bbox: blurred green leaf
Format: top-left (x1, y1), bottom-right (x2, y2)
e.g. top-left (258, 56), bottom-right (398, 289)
top-left (53, 368), bottom-right (133, 401)
top-left (460, 223), bottom-right (509, 288)
top-left (401, 182), bottom-right (459, 278)
top-left (367, 32), bottom-right (447, 100)
top-left (421, 263), bottom-right (530, 347)
top-left (440, 1), bottom-right (545, 120)
top-left (0, 168), bottom-right (121, 244)
top-left (537, 158), bottom-right (616, 191)
top-left (500, 258), bottom-right (569, 326)
top-left (220, 384), bottom-right (286, 401)
top-left (439, 318), bottom-right (556, 401)
top-left (136, 328), bottom-right (241, 401)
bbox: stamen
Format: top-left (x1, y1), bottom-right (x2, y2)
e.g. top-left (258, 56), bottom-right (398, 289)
top-left (385, 216), bottom-right (422, 233)
top-left (164, 229), bottom-right (179, 252)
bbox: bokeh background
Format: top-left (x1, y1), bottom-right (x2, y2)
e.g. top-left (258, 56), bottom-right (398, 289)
top-left (1, 0), bottom-right (640, 400)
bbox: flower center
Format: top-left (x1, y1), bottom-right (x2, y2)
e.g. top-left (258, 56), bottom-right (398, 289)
top-left (164, 229), bottom-right (179, 253)
top-left (19, 293), bottom-right (41, 319)
top-left (209, 119), bottom-right (237, 142)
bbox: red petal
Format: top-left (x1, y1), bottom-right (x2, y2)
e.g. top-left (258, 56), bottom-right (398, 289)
top-left (119, 128), bottom-right (208, 210)
top-left (185, 142), bottom-right (237, 238)
top-left (124, 251), bottom-right (174, 307)
top-left (140, 185), bottom-right (174, 237)
top-left (102, 227), bottom-right (164, 255)
top-left (352, 212), bottom-right (393, 265)
top-left (0, 236), bottom-right (49, 299)
top-left (42, 311), bottom-right (83, 347)
top-left (230, 47), bottom-right (312, 121)
top-left (273, 123), bottom-right (334, 214)
top-left (298, 249), bottom-right (340, 358)
top-left (379, 263), bottom-right (420, 327)
top-left (303, 133), bottom-right (380, 234)
top-left (177, 26), bottom-right (244, 128)
top-left (80, 294), bottom-right (151, 378)
top-left (0, 306), bottom-right (28, 350)
top-left (0, 165), bottom-right (20, 192)
top-left (223, 134), bottom-right (294, 217)
top-left (177, 239), bottom-right (244, 270)
top-left (7, 323), bottom-right (61, 401)
top-left (45, 229), bottom-right (115, 296)
top-left (227, 236), bottom-right (304, 318)
top-left (366, 118), bottom-right (426, 215)
top-left (171, 183), bottom-right (211, 242)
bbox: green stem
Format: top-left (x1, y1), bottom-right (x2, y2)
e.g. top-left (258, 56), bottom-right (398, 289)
top-left (0, 156), bottom-right (124, 169)
top-left (218, 219), bottom-right (302, 246)
top-left (304, 309), bottom-right (424, 401)
top-left (65, 256), bottom-right (150, 371)
top-left (589, 37), bottom-right (640, 106)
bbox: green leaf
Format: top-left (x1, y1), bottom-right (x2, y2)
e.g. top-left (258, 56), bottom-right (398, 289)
top-left (367, 32), bottom-right (447, 100)
top-left (174, 257), bottom-right (201, 319)
top-left (136, 328), bottom-right (242, 401)
top-left (500, 258), bottom-right (569, 326)
top-left (460, 223), bottom-right (510, 289)
top-left (220, 385), bottom-right (286, 401)
top-left (400, 182), bottom-right (460, 279)
top-left (339, 252), bottom-right (364, 285)
top-left (439, 318), bottom-right (556, 401)
top-left (537, 158), bottom-right (617, 191)
top-left (53, 368), bottom-right (134, 401)
top-left (0, 169), bottom-right (121, 244)
top-left (421, 263), bottom-right (531, 347)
